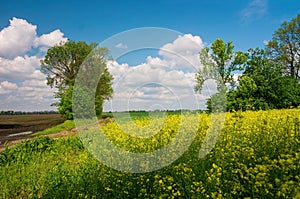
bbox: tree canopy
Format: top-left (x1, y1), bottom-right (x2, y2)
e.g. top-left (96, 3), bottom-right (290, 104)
top-left (196, 14), bottom-right (300, 112)
top-left (195, 38), bottom-right (247, 93)
top-left (227, 48), bottom-right (300, 111)
top-left (266, 14), bottom-right (300, 80)
top-left (41, 41), bottom-right (113, 119)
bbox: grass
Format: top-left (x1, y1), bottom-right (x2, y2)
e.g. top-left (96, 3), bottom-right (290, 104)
top-left (104, 110), bottom-right (199, 124)
top-left (0, 109), bottom-right (300, 198)
top-left (31, 120), bottom-right (75, 136)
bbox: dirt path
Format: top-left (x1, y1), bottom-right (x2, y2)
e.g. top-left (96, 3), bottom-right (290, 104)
top-left (0, 117), bottom-right (114, 152)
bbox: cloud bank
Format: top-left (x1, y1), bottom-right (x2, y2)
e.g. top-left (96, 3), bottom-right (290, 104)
top-left (0, 17), bottom-right (67, 111)
top-left (103, 34), bottom-right (213, 112)
top-left (0, 18), bottom-right (215, 112)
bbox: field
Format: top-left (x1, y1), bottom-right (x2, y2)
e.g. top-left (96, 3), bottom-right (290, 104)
top-left (0, 114), bottom-right (65, 146)
top-left (0, 109), bottom-right (300, 198)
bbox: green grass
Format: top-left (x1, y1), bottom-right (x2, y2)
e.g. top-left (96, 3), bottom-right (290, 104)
top-left (30, 120), bottom-right (75, 136)
top-left (104, 110), bottom-right (199, 124)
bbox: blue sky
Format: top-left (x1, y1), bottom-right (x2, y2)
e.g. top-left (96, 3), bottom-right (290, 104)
top-left (2, 0), bottom-right (298, 51)
top-left (0, 0), bottom-right (299, 111)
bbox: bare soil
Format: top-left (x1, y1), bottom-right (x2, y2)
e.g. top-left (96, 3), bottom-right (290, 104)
top-left (0, 114), bottom-right (64, 145)
top-left (0, 115), bottom-right (114, 152)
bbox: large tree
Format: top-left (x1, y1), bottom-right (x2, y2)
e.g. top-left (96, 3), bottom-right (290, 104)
top-left (194, 38), bottom-right (247, 111)
top-left (266, 14), bottom-right (300, 80)
top-left (41, 41), bottom-right (113, 119)
top-left (226, 48), bottom-right (300, 111)
top-left (195, 38), bottom-right (247, 93)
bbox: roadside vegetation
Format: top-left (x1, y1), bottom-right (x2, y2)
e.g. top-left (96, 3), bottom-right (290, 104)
top-left (31, 120), bottom-right (75, 136)
top-left (0, 109), bottom-right (299, 198)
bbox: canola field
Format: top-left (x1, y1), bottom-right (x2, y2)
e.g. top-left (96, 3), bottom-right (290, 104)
top-left (0, 109), bottom-right (299, 198)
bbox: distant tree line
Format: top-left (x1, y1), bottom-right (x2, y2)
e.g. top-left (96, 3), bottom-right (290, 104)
top-left (195, 13), bottom-right (300, 112)
top-left (0, 110), bottom-right (58, 115)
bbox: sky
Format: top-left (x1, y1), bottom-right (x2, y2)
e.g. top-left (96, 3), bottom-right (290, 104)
top-left (0, 0), bottom-right (299, 111)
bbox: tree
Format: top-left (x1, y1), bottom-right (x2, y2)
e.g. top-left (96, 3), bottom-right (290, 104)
top-left (41, 41), bottom-right (97, 89)
top-left (226, 48), bottom-right (300, 111)
top-left (41, 41), bottom-right (113, 119)
top-left (194, 38), bottom-right (247, 111)
top-left (58, 86), bottom-right (73, 119)
top-left (195, 38), bottom-right (247, 92)
top-left (95, 67), bottom-right (113, 116)
top-left (266, 14), bottom-right (300, 79)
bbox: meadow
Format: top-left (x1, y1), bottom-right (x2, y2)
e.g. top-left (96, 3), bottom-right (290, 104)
top-left (0, 109), bottom-right (299, 198)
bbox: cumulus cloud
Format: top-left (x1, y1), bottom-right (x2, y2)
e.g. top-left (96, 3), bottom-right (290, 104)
top-left (0, 77), bottom-right (57, 111)
top-left (0, 81), bottom-right (18, 94)
top-left (29, 70), bottom-right (47, 80)
top-left (103, 34), bottom-right (214, 111)
top-left (22, 79), bottom-right (48, 88)
top-left (0, 17), bottom-right (67, 111)
top-left (0, 55), bottom-right (40, 80)
top-left (0, 17), bottom-right (37, 59)
top-left (34, 29), bottom-right (67, 48)
top-left (0, 17), bottom-right (67, 59)
top-left (159, 34), bottom-right (204, 71)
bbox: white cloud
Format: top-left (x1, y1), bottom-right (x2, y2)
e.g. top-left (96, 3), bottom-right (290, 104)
top-left (0, 17), bottom-right (67, 111)
top-left (115, 42), bottom-right (128, 49)
top-left (29, 70), bottom-right (47, 80)
top-left (107, 60), bottom-right (129, 80)
top-left (103, 34), bottom-right (215, 112)
top-left (0, 55), bottom-right (40, 80)
top-left (240, 0), bottom-right (268, 21)
top-left (0, 17), bottom-right (37, 59)
top-left (161, 34), bottom-right (204, 55)
top-left (0, 17), bottom-right (67, 59)
top-left (159, 34), bottom-right (204, 71)
top-left (34, 29), bottom-right (67, 48)
top-left (0, 81), bottom-right (18, 94)
top-left (22, 79), bottom-right (48, 88)
top-left (0, 78), bottom-right (57, 111)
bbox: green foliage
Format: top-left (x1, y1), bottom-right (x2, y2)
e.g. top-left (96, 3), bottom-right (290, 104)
top-left (195, 38), bottom-right (247, 93)
top-left (198, 14), bottom-right (300, 112)
top-left (58, 86), bottom-right (74, 119)
top-left (41, 41), bottom-right (97, 88)
top-left (226, 48), bottom-right (300, 111)
top-left (41, 41), bottom-right (113, 119)
top-left (95, 67), bottom-right (113, 117)
top-left (206, 88), bottom-right (227, 112)
top-left (31, 120), bottom-right (75, 136)
top-left (72, 47), bottom-right (113, 119)
top-left (266, 14), bottom-right (300, 79)
top-left (72, 85), bottom-right (95, 119)
top-left (236, 75), bottom-right (257, 96)
top-left (0, 137), bottom-right (55, 166)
